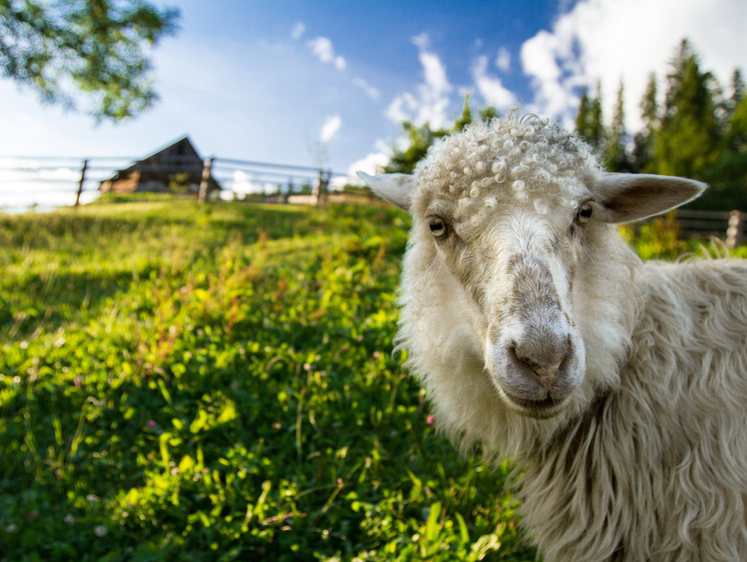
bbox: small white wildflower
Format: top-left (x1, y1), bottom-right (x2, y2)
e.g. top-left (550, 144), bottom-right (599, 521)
top-left (94, 525), bottom-right (108, 537)
top-left (86, 494), bottom-right (99, 503)
top-left (5, 523), bottom-right (18, 534)
top-left (64, 513), bottom-right (76, 525)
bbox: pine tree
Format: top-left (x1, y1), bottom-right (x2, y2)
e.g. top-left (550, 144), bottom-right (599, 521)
top-left (727, 69), bottom-right (745, 117)
top-left (702, 76), bottom-right (747, 210)
top-left (641, 72), bottom-right (659, 129)
top-left (588, 81), bottom-right (605, 151)
top-left (383, 121), bottom-right (449, 174)
top-left (575, 84), bottom-right (604, 152)
top-left (384, 96), bottom-right (498, 174)
top-left (575, 87), bottom-right (590, 139)
top-left (724, 92), bottom-right (747, 155)
top-left (452, 96), bottom-right (475, 133)
top-left (605, 81), bottom-right (634, 172)
top-left (632, 73), bottom-right (659, 172)
top-left (654, 39), bottom-right (720, 181)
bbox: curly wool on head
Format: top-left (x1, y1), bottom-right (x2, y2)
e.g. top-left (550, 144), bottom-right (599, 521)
top-left (412, 113), bottom-right (599, 225)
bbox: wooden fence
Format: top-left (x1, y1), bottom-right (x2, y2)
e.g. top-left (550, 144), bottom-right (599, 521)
top-left (0, 156), bottom-right (341, 212)
top-left (0, 157), bottom-right (744, 246)
top-left (672, 209), bottom-right (744, 248)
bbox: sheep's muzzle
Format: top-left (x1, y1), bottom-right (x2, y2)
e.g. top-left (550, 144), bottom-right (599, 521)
top-left (485, 255), bottom-right (585, 419)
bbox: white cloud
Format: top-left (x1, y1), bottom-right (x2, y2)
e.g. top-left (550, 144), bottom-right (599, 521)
top-left (385, 93), bottom-right (417, 124)
top-left (353, 78), bottom-right (380, 100)
top-left (337, 144), bottom-right (392, 188)
top-left (473, 56), bottom-right (517, 111)
top-left (230, 170), bottom-right (278, 194)
top-left (520, 0), bottom-right (747, 130)
top-left (411, 32), bottom-right (430, 50)
top-left (307, 36), bottom-right (346, 71)
top-left (521, 29), bottom-right (575, 123)
top-left (307, 36), bottom-right (334, 62)
top-left (320, 114), bottom-right (342, 143)
top-left (420, 51), bottom-right (450, 99)
top-left (495, 47), bottom-right (511, 72)
top-left (231, 170), bottom-right (254, 194)
top-left (386, 34), bottom-right (453, 129)
top-left (291, 22), bottom-right (305, 40)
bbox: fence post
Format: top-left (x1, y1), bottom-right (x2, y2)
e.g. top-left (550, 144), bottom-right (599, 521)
top-left (313, 170), bottom-right (330, 207)
top-left (198, 158), bottom-right (213, 204)
top-left (75, 159), bottom-right (88, 208)
top-left (727, 210), bottom-right (741, 248)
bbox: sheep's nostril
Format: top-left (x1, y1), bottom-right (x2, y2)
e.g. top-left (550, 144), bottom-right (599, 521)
top-left (513, 345), bottom-right (567, 390)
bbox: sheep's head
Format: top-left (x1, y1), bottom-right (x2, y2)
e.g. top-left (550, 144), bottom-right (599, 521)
top-left (361, 115), bottom-right (705, 423)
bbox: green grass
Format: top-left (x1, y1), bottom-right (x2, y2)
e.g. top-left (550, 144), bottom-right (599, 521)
top-left (0, 200), bottom-right (535, 561)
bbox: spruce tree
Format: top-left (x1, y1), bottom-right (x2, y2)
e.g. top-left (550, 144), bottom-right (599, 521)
top-left (575, 87), bottom-right (590, 139)
top-left (703, 76), bottom-right (747, 210)
top-left (654, 39), bottom-right (720, 181)
top-left (605, 81), bottom-right (634, 172)
top-left (384, 96), bottom-right (498, 174)
top-left (575, 84), bottom-right (604, 152)
top-left (588, 81), bottom-right (605, 151)
top-left (727, 69), bottom-right (745, 117)
top-left (632, 73), bottom-right (659, 172)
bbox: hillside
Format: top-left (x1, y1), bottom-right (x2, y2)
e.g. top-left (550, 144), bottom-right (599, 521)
top-left (0, 200), bottom-right (535, 561)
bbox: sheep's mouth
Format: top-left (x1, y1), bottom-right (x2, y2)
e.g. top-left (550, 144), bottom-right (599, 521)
top-left (502, 391), bottom-right (565, 419)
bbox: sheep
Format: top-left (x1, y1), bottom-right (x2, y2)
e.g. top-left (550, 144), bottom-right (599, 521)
top-left (359, 112), bottom-right (747, 562)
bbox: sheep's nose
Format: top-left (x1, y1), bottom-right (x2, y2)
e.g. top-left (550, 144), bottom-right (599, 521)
top-left (514, 343), bottom-right (568, 390)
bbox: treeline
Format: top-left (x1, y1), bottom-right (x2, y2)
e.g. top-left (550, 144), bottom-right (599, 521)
top-left (576, 39), bottom-right (746, 211)
top-left (384, 39), bottom-right (746, 212)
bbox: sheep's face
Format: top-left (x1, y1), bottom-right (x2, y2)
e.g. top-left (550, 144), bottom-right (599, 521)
top-left (415, 176), bottom-right (594, 418)
top-left (361, 115), bottom-right (706, 422)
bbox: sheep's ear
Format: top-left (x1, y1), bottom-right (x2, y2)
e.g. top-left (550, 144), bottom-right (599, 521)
top-left (594, 173), bottom-right (707, 224)
top-left (358, 172), bottom-right (415, 211)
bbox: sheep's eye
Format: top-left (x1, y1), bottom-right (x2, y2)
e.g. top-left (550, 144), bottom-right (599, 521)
top-left (577, 202), bottom-right (593, 224)
top-left (428, 216), bottom-right (449, 238)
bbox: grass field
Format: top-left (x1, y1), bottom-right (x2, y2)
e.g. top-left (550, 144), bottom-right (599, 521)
top-left (0, 200), bottom-right (537, 561)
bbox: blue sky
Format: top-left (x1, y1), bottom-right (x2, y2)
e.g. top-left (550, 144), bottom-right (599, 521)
top-left (0, 0), bottom-right (745, 207)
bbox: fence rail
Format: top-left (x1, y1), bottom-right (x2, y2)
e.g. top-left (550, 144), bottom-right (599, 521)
top-left (1, 157), bottom-right (745, 246)
top-left (0, 155), bottom-right (345, 212)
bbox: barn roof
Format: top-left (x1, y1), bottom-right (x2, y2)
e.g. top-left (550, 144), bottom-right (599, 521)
top-left (116, 136), bottom-right (205, 176)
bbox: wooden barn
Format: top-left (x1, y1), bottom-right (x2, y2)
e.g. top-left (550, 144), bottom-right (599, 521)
top-left (99, 137), bottom-right (221, 196)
